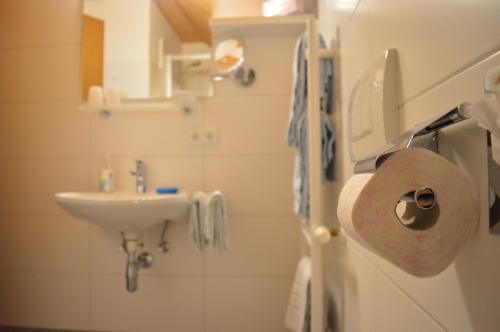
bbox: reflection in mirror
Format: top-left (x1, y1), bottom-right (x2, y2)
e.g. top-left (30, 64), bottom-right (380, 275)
top-left (81, 0), bottom-right (213, 102)
top-left (166, 54), bottom-right (213, 98)
top-left (213, 38), bottom-right (245, 75)
top-left (212, 38), bottom-right (255, 86)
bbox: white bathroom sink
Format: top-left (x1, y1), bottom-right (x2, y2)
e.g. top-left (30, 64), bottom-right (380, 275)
top-left (54, 192), bottom-right (191, 234)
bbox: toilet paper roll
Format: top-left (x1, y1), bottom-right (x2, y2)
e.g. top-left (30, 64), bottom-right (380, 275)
top-left (337, 148), bottom-right (480, 277)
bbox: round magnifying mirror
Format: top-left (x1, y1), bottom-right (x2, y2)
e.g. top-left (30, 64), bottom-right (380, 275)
top-left (213, 38), bottom-right (245, 75)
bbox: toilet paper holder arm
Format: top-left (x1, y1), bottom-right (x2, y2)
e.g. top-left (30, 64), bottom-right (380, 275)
top-left (354, 104), bottom-right (469, 174)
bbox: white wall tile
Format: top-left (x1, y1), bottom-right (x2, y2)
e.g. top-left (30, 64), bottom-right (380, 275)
top-left (213, 37), bottom-right (296, 97)
top-left (205, 217), bottom-right (300, 277)
top-left (213, 0), bottom-right (262, 18)
top-left (0, 102), bottom-right (90, 157)
top-left (90, 108), bottom-right (203, 157)
top-left (90, 274), bottom-right (204, 332)
top-left (343, 243), bottom-right (376, 332)
top-left (370, 0), bottom-right (500, 104)
top-left (0, 3), bottom-right (302, 331)
top-left (400, 50), bottom-right (500, 130)
top-left (323, 239), bottom-right (347, 332)
top-left (206, 277), bottom-right (292, 332)
top-left (89, 221), bottom-right (204, 276)
top-left (0, 158), bottom-right (89, 215)
top-left (0, 271), bottom-right (90, 330)
top-left (203, 96), bottom-right (293, 156)
top-left (204, 155), bottom-right (295, 217)
top-left (0, 46), bottom-right (80, 102)
top-left (0, 215), bottom-right (88, 273)
top-left (375, 272), bottom-right (445, 332)
top-left (321, 0), bottom-right (500, 331)
top-left (0, 0), bottom-right (82, 49)
top-left (318, 0), bottom-right (360, 44)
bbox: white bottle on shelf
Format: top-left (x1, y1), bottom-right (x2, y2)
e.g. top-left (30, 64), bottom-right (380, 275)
top-left (99, 155), bottom-right (115, 192)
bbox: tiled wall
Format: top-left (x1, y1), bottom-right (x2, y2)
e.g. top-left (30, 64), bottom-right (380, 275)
top-left (0, 1), bottom-right (300, 331)
top-left (0, 326), bottom-right (88, 332)
top-left (319, 0), bottom-right (500, 331)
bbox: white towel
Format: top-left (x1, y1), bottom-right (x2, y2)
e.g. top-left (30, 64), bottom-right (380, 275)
top-left (189, 191), bottom-right (208, 251)
top-left (189, 191), bottom-right (230, 254)
top-left (206, 191), bottom-right (230, 255)
top-left (285, 257), bottom-right (312, 332)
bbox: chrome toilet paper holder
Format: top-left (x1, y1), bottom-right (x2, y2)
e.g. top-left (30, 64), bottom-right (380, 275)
top-left (354, 103), bottom-right (470, 214)
top-left (354, 103), bottom-right (469, 174)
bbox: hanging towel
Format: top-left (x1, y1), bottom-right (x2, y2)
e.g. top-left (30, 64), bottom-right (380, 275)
top-left (285, 257), bottom-right (312, 332)
top-left (287, 32), bottom-right (336, 219)
top-left (189, 191), bottom-right (230, 254)
top-left (205, 191), bottom-right (230, 255)
top-left (189, 191), bottom-right (209, 251)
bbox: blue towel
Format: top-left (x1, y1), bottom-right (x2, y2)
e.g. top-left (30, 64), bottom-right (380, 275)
top-left (287, 32), bottom-right (336, 218)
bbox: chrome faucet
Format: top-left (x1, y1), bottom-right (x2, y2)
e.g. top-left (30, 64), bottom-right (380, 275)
top-left (130, 160), bottom-right (146, 194)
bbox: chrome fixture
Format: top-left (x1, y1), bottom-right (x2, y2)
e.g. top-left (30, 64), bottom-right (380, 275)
top-left (354, 104), bottom-right (470, 212)
top-left (234, 67), bottom-right (256, 86)
top-left (121, 234), bottom-right (154, 292)
top-left (212, 38), bottom-right (256, 87)
top-left (354, 104), bottom-right (469, 174)
top-left (130, 160), bottom-right (146, 194)
top-left (157, 220), bottom-right (170, 253)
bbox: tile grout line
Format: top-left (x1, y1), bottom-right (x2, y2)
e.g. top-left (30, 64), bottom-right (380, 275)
top-left (400, 45), bottom-right (500, 109)
top-left (0, 268), bottom-right (295, 279)
top-left (200, 99), bottom-right (208, 332)
top-left (87, 156), bottom-right (93, 330)
top-left (0, 43), bottom-right (81, 51)
top-left (352, 242), bottom-right (450, 332)
top-left (0, 152), bottom-right (294, 160)
top-left (0, 94), bottom-right (291, 106)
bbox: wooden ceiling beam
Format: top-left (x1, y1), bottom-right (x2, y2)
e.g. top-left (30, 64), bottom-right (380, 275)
top-left (154, 0), bottom-right (212, 44)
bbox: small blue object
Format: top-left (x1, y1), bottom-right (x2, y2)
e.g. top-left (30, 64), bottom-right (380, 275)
top-left (156, 187), bottom-right (179, 194)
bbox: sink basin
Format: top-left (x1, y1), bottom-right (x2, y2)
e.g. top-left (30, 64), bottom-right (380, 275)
top-left (55, 192), bottom-right (191, 234)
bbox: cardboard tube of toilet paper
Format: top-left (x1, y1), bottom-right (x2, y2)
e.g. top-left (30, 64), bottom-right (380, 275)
top-left (337, 148), bottom-right (480, 277)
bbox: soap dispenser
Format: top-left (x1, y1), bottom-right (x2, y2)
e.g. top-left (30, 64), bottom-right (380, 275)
top-left (99, 155), bottom-right (115, 192)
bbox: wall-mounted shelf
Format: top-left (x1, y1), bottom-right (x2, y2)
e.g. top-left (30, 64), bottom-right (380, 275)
top-left (210, 15), bottom-right (312, 39)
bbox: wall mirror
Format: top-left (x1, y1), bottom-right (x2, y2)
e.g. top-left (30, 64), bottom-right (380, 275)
top-left (212, 38), bottom-right (256, 86)
top-left (81, 0), bottom-right (213, 103)
top-left (213, 38), bottom-right (245, 75)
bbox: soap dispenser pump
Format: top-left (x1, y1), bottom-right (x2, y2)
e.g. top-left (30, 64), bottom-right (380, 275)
top-left (99, 155), bottom-right (115, 192)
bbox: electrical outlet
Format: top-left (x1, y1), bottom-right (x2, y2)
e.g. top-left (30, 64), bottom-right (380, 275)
top-left (189, 130), bottom-right (203, 145)
top-left (203, 128), bottom-right (219, 144)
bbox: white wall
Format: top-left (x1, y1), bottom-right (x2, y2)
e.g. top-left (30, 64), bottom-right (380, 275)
top-left (84, 0), bottom-right (182, 98)
top-left (318, 0), bottom-right (500, 331)
top-left (182, 42), bottom-right (211, 54)
top-left (0, 1), bottom-right (301, 331)
top-left (149, 0), bottom-right (181, 97)
top-left (84, 0), bottom-right (151, 98)
top-left (212, 0), bottom-right (263, 17)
